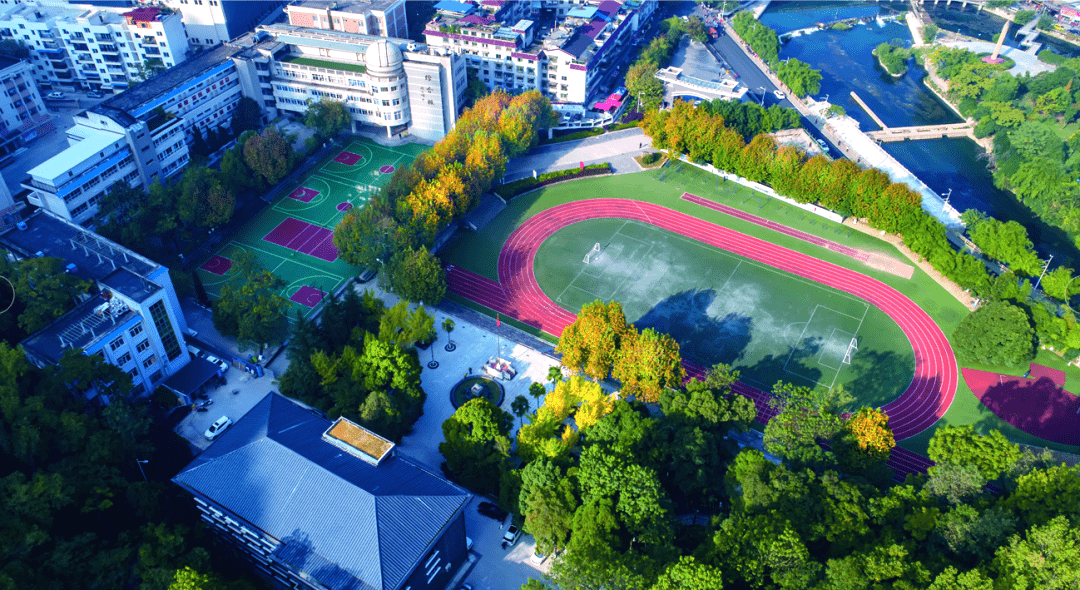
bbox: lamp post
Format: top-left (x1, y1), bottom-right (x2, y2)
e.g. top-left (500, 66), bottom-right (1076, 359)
top-left (638, 91), bottom-right (643, 112)
top-left (758, 87), bottom-right (766, 106)
top-left (135, 458), bottom-right (149, 483)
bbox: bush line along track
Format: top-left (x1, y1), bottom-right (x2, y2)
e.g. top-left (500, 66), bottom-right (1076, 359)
top-left (446, 199), bottom-right (954, 478)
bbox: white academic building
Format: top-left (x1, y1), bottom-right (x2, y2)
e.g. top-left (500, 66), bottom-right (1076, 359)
top-left (423, 0), bottom-right (658, 108)
top-left (162, 0), bottom-right (283, 49)
top-left (0, 2), bottom-right (191, 93)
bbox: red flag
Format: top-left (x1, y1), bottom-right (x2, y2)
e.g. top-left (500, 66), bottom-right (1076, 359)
top-left (580, 161), bottom-right (584, 171)
top-left (496, 314), bottom-right (501, 327)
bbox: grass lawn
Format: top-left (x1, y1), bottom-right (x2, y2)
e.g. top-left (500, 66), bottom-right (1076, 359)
top-left (452, 377), bottom-right (504, 409)
top-left (440, 165), bottom-right (1080, 454)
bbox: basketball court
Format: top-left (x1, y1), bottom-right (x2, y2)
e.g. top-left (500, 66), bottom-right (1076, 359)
top-left (195, 138), bottom-right (424, 318)
top-left (535, 218), bottom-right (914, 400)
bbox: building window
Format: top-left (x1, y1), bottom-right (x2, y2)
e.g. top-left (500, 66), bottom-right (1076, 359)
top-left (136, 340), bottom-right (151, 353)
top-left (130, 324), bottom-right (143, 338)
top-left (109, 336), bottom-right (124, 351)
top-left (117, 352), bottom-right (132, 365)
top-left (142, 355), bottom-right (157, 369)
top-left (149, 370), bottom-right (162, 383)
top-left (149, 300), bottom-right (182, 361)
top-left (128, 368), bottom-right (139, 380)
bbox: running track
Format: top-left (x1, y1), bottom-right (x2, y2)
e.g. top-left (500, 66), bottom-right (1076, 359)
top-left (447, 199), bottom-right (956, 477)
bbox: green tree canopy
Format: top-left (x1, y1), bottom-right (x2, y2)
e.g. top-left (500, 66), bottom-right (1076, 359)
top-left (211, 250), bottom-right (288, 350)
top-left (304, 99), bottom-right (350, 140)
top-left (383, 246), bottom-right (447, 305)
top-left (243, 128), bottom-right (294, 185)
top-left (439, 397), bottom-right (513, 494)
top-left (951, 301), bottom-right (1035, 367)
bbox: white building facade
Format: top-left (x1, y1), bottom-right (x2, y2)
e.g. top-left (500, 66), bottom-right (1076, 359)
top-left (0, 2), bottom-right (191, 92)
top-left (0, 54), bottom-right (49, 154)
top-left (423, 0), bottom-right (658, 108)
top-left (242, 24), bottom-right (466, 141)
top-left (163, 0), bottom-right (283, 48)
top-left (284, 0), bottom-right (407, 38)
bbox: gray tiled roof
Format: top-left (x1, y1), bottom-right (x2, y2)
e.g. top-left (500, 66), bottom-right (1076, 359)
top-left (173, 393), bottom-right (471, 590)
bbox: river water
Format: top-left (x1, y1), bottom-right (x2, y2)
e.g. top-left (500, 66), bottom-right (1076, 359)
top-left (760, 1), bottom-right (1080, 267)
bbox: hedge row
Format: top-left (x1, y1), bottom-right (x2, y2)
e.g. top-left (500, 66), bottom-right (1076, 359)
top-left (494, 163), bottom-right (612, 199)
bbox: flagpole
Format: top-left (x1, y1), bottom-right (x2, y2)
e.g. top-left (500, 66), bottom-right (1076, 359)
top-left (496, 313), bottom-right (501, 359)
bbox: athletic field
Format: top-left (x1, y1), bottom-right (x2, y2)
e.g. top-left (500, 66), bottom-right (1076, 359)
top-left (534, 217), bottom-right (914, 404)
top-left (195, 138), bottom-right (424, 318)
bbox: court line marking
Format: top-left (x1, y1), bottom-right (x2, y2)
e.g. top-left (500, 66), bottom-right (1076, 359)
top-left (555, 221), bottom-right (627, 304)
top-left (823, 329), bottom-right (855, 385)
top-left (242, 240), bottom-right (349, 281)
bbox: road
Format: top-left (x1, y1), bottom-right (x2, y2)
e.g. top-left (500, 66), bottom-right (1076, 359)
top-left (707, 27), bottom-right (842, 155)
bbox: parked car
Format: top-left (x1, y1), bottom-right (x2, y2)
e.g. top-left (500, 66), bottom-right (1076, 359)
top-left (87, 91), bottom-right (103, 99)
top-left (356, 267), bottom-right (377, 284)
top-left (773, 90), bottom-right (786, 100)
top-left (531, 550), bottom-right (546, 564)
top-left (205, 355), bottom-right (229, 373)
top-left (503, 524), bottom-right (522, 545)
top-left (46, 91), bottom-right (65, 99)
top-left (478, 501), bottom-right (508, 522)
top-left (816, 138), bottom-right (831, 153)
top-left (204, 416), bottom-right (232, 440)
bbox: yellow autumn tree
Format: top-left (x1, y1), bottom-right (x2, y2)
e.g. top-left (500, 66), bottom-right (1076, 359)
top-left (516, 376), bottom-right (614, 462)
top-left (845, 407), bottom-right (895, 460)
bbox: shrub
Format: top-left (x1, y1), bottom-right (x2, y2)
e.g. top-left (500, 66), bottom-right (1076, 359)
top-left (641, 152), bottom-right (660, 164)
top-left (494, 164), bottom-right (612, 199)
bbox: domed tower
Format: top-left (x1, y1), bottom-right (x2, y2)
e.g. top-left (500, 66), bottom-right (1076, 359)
top-left (365, 41), bottom-right (410, 137)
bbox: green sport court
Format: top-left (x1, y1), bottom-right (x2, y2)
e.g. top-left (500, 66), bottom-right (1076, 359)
top-left (533, 218), bottom-right (915, 403)
top-left (196, 138), bottom-right (424, 318)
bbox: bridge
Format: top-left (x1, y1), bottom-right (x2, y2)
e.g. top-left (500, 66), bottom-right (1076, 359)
top-left (866, 122), bottom-right (975, 142)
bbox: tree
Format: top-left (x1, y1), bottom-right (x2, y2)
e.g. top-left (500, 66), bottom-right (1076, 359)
top-left (951, 301), bottom-right (1035, 367)
top-left (922, 23), bottom-right (940, 44)
top-left (4, 256), bottom-right (92, 334)
top-left (992, 516), bottom-right (1080, 589)
top-left (626, 60), bottom-right (665, 112)
top-left (611, 328), bottom-right (686, 404)
top-left (231, 96), bottom-right (262, 135)
top-left (333, 201), bottom-right (399, 270)
top-left (304, 99), bottom-right (350, 140)
top-left (511, 395), bottom-right (531, 428)
top-left (652, 556), bottom-right (724, 590)
top-left (439, 397), bottom-right (513, 494)
top-left (442, 317), bottom-right (455, 344)
top-left (763, 382), bottom-right (850, 470)
top-left (556, 300), bottom-right (635, 380)
top-left (177, 165), bottom-right (235, 227)
top-left (519, 459), bottom-right (578, 555)
top-left (212, 250), bottom-right (289, 350)
top-left (384, 246), bottom-right (447, 305)
top-left (220, 146), bottom-right (254, 195)
top-left (776, 58), bottom-right (822, 96)
top-left (377, 301), bottom-right (435, 350)
top-left (832, 407), bottom-right (895, 475)
top-left (243, 128), bottom-right (294, 185)
top-left (190, 126), bottom-right (209, 158)
top-left (927, 425), bottom-right (1020, 481)
top-left (1036, 13), bottom-right (1054, 31)
top-left (0, 38), bottom-right (29, 58)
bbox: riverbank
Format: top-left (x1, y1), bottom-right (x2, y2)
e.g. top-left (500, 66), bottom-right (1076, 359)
top-left (873, 43), bottom-right (910, 77)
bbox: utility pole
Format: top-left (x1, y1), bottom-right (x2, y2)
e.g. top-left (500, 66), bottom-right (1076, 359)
top-left (942, 188), bottom-right (952, 208)
top-left (758, 87), bottom-right (765, 106)
top-left (135, 458), bottom-right (149, 483)
top-left (1034, 254), bottom-right (1053, 292)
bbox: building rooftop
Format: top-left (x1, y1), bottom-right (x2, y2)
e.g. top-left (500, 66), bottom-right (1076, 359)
top-left (258, 23), bottom-right (415, 55)
top-left (289, 0), bottom-right (402, 14)
top-left (433, 0), bottom-right (475, 16)
top-left (27, 126), bottom-right (125, 182)
top-left (95, 43), bottom-right (245, 115)
top-left (22, 293), bottom-right (137, 363)
top-left (324, 417), bottom-right (394, 465)
top-left (173, 393), bottom-right (472, 590)
top-left (0, 210), bottom-right (159, 285)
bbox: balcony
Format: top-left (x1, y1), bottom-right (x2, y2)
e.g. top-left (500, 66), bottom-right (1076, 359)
top-left (99, 45), bottom-right (120, 54)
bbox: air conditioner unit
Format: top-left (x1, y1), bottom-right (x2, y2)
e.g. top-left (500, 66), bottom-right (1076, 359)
top-left (407, 42), bottom-right (417, 51)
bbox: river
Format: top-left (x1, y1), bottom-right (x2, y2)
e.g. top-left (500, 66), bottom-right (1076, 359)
top-left (760, 1), bottom-right (1080, 268)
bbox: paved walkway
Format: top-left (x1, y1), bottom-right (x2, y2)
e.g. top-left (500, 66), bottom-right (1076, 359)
top-left (941, 40), bottom-right (1056, 76)
top-left (504, 127), bottom-right (651, 182)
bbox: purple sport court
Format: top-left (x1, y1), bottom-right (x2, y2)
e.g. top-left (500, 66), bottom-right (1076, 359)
top-left (288, 187), bottom-right (320, 203)
top-left (290, 285), bottom-right (327, 308)
top-left (262, 217), bottom-right (339, 262)
top-left (200, 255), bottom-right (233, 276)
top-left (379, 165), bottom-right (396, 174)
top-left (333, 151), bottom-right (363, 166)
top-left (336, 202), bottom-right (353, 212)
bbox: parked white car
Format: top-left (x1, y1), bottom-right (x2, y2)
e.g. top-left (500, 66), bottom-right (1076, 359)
top-left (204, 416), bottom-right (232, 440)
top-left (206, 355), bottom-right (229, 373)
top-left (46, 91), bottom-right (65, 99)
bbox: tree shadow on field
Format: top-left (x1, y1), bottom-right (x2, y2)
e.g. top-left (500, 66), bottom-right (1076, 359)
top-left (742, 351), bottom-right (823, 393)
top-left (635, 289), bottom-right (752, 367)
top-left (844, 350), bottom-right (915, 410)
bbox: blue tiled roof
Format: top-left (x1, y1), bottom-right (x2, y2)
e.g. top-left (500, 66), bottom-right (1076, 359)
top-left (173, 393), bottom-right (472, 590)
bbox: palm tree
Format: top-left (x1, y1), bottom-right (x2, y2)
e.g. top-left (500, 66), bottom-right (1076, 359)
top-left (443, 317), bottom-right (456, 351)
top-left (547, 365), bottom-right (563, 385)
top-left (528, 382), bottom-right (546, 405)
top-left (511, 395), bottom-right (531, 429)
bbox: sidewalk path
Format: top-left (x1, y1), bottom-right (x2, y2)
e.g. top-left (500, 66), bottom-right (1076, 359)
top-left (505, 127), bottom-right (650, 182)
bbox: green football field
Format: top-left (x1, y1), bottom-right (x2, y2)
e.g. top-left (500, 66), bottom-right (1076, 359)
top-left (534, 217), bottom-right (914, 403)
top-left (196, 138), bottom-right (424, 318)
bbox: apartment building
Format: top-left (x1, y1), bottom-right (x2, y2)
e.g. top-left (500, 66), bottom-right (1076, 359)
top-left (423, 0), bottom-right (658, 108)
top-left (0, 54), bottom-right (50, 155)
top-left (239, 23), bottom-right (467, 141)
top-left (174, 393), bottom-right (472, 590)
top-left (0, 2), bottom-right (190, 92)
top-left (0, 209), bottom-right (190, 400)
top-left (163, 0), bottom-right (283, 48)
top-left (284, 0), bottom-right (407, 38)
top-left (22, 42), bottom-right (248, 223)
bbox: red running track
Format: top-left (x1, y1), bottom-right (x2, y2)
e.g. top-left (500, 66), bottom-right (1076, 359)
top-left (446, 200), bottom-right (957, 469)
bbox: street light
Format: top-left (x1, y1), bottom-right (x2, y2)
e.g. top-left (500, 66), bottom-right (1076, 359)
top-left (758, 86), bottom-right (766, 107)
top-left (135, 458), bottom-right (149, 483)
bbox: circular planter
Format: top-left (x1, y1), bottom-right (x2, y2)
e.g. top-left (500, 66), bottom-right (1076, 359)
top-left (450, 376), bottom-right (504, 409)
